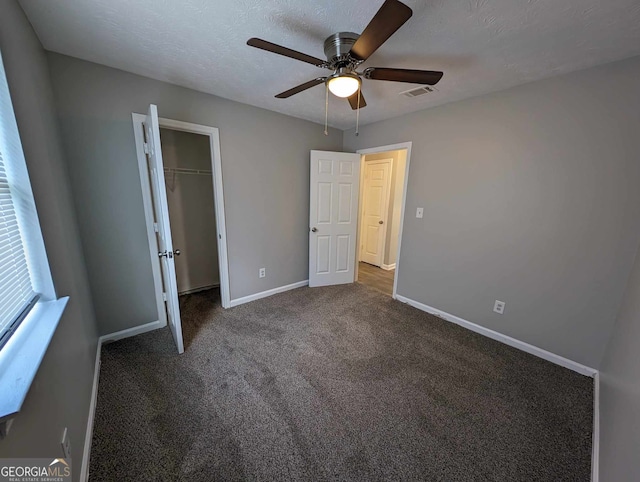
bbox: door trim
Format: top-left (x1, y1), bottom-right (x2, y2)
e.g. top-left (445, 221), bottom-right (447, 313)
top-left (359, 157), bottom-right (393, 267)
top-left (132, 113), bottom-right (232, 310)
top-left (356, 142), bottom-right (412, 300)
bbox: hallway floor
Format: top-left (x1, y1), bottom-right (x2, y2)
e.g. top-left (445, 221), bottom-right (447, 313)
top-left (357, 261), bottom-right (395, 296)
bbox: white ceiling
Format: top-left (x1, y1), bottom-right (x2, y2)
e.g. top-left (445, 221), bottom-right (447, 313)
top-left (19, 0), bottom-right (640, 130)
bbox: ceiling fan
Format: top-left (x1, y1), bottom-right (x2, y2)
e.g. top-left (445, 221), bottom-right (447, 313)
top-left (247, 0), bottom-right (443, 111)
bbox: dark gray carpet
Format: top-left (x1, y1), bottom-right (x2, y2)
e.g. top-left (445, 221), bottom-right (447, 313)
top-left (90, 284), bottom-right (593, 481)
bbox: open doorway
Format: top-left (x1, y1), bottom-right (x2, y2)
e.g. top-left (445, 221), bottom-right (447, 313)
top-left (158, 128), bottom-right (221, 347)
top-left (356, 147), bottom-right (408, 296)
top-left (133, 110), bottom-right (230, 354)
top-left (307, 143), bottom-right (411, 295)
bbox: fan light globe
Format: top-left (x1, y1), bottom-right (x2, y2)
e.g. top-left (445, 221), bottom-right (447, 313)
top-left (327, 75), bottom-right (360, 98)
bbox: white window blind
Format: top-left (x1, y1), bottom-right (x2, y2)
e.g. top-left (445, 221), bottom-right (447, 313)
top-left (0, 50), bottom-right (48, 350)
top-left (0, 146), bottom-right (37, 346)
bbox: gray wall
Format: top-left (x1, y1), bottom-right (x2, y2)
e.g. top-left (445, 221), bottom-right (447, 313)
top-left (0, 2), bottom-right (98, 480)
top-left (160, 128), bottom-right (220, 293)
top-left (344, 56), bottom-right (640, 368)
top-left (47, 53), bottom-right (343, 336)
top-left (599, 242), bottom-right (640, 481)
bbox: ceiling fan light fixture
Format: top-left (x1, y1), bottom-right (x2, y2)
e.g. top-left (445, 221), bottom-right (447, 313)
top-left (327, 73), bottom-right (360, 98)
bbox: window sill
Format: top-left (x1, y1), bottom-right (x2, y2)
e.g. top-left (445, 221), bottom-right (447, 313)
top-left (0, 297), bottom-right (69, 438)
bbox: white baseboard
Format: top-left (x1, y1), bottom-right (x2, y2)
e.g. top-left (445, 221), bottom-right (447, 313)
top-left (591, 372), bottom-right (600, 482)
top-left (229, 280), bottom-right (309, 308)
top-left (381, 263), bottom-right (396, 271)
top-left (80, 339), bottom-right (101, 482)
top-left (395, 294), bottom-right (598, 377)
top-left (99, 319), bottom-right (165, 344)
top-left (178, 283), bottom-right (220, 296)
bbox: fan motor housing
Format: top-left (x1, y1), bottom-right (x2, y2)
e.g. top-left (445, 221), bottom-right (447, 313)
top-left (323, 32), bottom-right (359, 66)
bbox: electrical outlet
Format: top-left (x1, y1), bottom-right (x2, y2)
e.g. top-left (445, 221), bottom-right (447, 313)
top-left (61, 427), bottom-right (71, 459)
top-left (416, 207), bottom-right (424, 219)
top-left (493, 300), bottom-right (506, 315)
top-left (259, 268), bottom-right (266, 278)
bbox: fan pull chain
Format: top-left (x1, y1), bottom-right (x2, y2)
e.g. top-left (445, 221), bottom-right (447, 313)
top-left (355, 84), bottom-right (361, 137)
top-left (324, 83), bottom-right (329, 136)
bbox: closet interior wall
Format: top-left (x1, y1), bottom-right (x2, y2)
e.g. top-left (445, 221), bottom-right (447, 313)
top-left (159, 128), bottom-right (219, 294)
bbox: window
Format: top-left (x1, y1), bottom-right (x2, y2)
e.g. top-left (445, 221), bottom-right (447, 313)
top-left (0, 147), bottom-right (39, 349)
top-left (0, 49), bottom-right (67, 433)
top-left (0, 51), bottom-right (52, 349)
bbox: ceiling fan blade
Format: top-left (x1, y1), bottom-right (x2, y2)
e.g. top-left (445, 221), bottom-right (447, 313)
top-left (364, 67), bottom-right (443, 85)
top-left (347, 91), bottom-right (367, 110)
top-left (247, 38), bottom-right (326, 67)
top-left (275, 78), bottom-right (326, 98)
top-left (349, 0), bottom-right (413, 61)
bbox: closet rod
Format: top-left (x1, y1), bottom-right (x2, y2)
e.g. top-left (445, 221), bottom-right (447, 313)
top-left (163, 167), bottom-right (212, 176)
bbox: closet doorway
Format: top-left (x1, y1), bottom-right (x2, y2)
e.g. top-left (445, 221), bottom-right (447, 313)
top-left (160, 128), bottom-right (220, 297)
top-left (133, 112), bottom-right (230, 353)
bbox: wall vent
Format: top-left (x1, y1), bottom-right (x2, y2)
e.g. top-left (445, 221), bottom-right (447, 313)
top-left (401, 86), bottom-right (437, 98)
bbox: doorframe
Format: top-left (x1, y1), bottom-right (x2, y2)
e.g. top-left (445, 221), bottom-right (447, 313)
top-left (355, 142), bottom-right (412, 299)
top-left (358, 157), bottom-right (393, 267)
top-left (132, 114), bottom-right (232, 310)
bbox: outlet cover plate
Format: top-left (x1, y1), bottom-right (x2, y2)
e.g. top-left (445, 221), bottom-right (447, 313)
top-left (493, 300), bottom-right (506, 315)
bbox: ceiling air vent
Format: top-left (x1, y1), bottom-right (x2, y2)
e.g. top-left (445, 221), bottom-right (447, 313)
top-left (401, 86), bottom-right (437, 98)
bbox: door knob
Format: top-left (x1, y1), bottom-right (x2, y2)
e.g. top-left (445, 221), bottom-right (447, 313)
top-left (173, 249), bottom-right (181, 256)
top-left (379, 220), bottom-right (384, 225)
top-left (311, 227), bottom-right (318, 232)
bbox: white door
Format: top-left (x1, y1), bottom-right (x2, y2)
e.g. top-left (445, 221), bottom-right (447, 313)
top-left (144, 104), bottom-right (184, 354)
top-left (309, 150), bottom-right (361, 287)
top-left (360, 160), bottom-right (392, 267)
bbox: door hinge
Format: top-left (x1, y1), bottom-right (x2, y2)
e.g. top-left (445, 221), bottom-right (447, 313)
top-left (162, 292), bottom-right (167, 301)
top-left (143, 142), bottom-right (150, 155)
top-left (153, 222), bottom-right (159, 233)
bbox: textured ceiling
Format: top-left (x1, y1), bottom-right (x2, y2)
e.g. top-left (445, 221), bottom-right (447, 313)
top-left (19, 0), bottom-right (640, 130)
